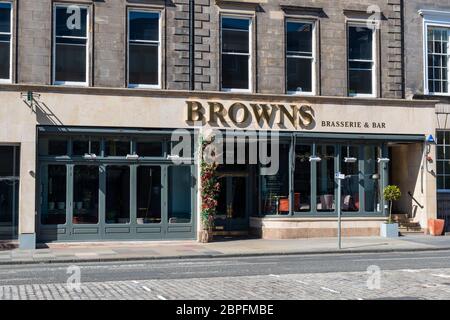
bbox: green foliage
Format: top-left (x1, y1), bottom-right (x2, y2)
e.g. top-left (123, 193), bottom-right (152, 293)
top-left (383, 185), bottom-right (401, 202)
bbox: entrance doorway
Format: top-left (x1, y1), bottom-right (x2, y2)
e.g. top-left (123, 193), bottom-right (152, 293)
top-left (214, 165), bottom-right (250, 235)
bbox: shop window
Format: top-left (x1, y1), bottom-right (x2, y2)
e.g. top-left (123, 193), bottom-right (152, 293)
top-left (106, 166), bottom-right (130, 224)
top-left (72, 139), bottom-right (100, 156)
top-left (260, 143), bottom-right (290, 215)
top-left (137, 166), bottom-right (161, 224)
top-left (105, 139), bottom-right (130, 157)
top-left (73, 165), bottom-right (99, 224)
top-left (341, 146), bottom-right (360, 212)
top-left (0, 2), bottom-right (12, 82)
top-left (426, 28), bottom-right (450, 94)
top-left (363, 146), bottom-right (381, 212)
top-left (221, 16), bottom-right (251, 91)
top-left (53, 5), bottom-right (89, 85)
top-left (316, 145), bottom-right (335, 212)
top-left (136, 141), bottom-right (163, 157)
top-left (43, 165), bottom-right (67, 225)
top-left (0, 146), bottom-right (19, 240)
top-left (348, 25), bottom-right (375, 96)
top-left (128, 10), bottom-right (160, 87)
top-left (48, 140), bottom-right (68, 156)
top-left (168, 166), bottom-right (191, 223)
top-left (293, 145), bottom-right (311, 212)
top-left (286, 21), bottom-right (314, 94)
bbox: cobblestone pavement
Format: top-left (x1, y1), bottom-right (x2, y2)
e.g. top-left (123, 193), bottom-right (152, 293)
top-left (1, 268), bottom-right (450, 300)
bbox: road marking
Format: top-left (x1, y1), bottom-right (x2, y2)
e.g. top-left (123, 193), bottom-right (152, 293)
top-left (269, 274), bottom-right (280, 278)
top-left (400, 269), bottom-right (421, 273)
top-left (132, 281), bottom-right (139, 284)
top-left (157, 295), bottom-right (167, 300)
top-left (142, 286), bottom-right (152, 292)
top-left (320, 287), bottom-right (340, 294)
top-left (431, 274), bottom-right (450, 279)
top-left (296, 280), bottom-right (308, 285)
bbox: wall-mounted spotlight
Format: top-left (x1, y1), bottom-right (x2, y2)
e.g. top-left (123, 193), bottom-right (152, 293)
top-left (309, 156), bottom-right (322, 162)
top-left (344, 157), bottom-right (357, 163)
top-left (377, 158), bottom-right (390, 163)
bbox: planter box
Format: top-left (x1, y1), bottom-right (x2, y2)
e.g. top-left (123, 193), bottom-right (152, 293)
top-left (380, 223), bottom-right (399, 238)
top-left (428, 219), bottom-right (445, 236)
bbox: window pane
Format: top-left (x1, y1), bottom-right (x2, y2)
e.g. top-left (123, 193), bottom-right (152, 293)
top-left (72, 140), bottom-right (89, 156)
top-left (0, 3), bottom-right (11, 33)
top-left (222, 29), bottom-right (249, 54)
top-left (349, 26), bottom-right (373, 60)
top-left (294, 145), bottom-right (311, 212)
top-left (55, 42), bottom-right (87, 83)
top-left (136, 142), bottom-right (163, 157)
top-left (73, 166), bottom-right (99, 224)
top-left (106, 166), bottom-right (130, 224)
top-left (286, 22), bottom-right (312, 54)
top-left (129, 11), bottom-right (159, 41)
top-left (287, 57), bottom-right (312, 92)
top-left (0, 34), bottom-right (10, 79)
top-left (341, 146), bottom-right (360, 212)
top-left (260, 144), bottom-right (290, 215)
top-left (0, 179), bottom-right (18, 240)
top-left (129, 43), bottom-right (158, 85)
top-left (105, 140), bottom-right (130, 157)
top-left (43, 165), bottom-right (67, 225)
top-left (137, 166), bottom-right (161, 224)
top-left (349, 62), bottom-right (373, 95)
top-left (55, 6), bottom-right (87, 37)
top-left (221, 54), bottom-right (249, 89)
top-left (316, 145), bottom-right (335, 212)
top-left (222, 17), bottom-right (249, 31)
top-left (0, 146), bottom-right (14, 176)
top-left (48, 140), bottom-right (68, 156)
top-left (168, 166), bottom-right (192, 223)
top-left (363, 146), bottom-right (381, 212)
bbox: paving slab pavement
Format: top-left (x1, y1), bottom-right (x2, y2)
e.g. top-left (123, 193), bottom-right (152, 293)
top-left (0, 235), bottom-right (449, 265)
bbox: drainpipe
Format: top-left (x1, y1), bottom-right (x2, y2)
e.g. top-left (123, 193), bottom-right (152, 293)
top-left (189, 0), bottom-right (195, 91)
top-left (400, 0), bottom-right (406, 99)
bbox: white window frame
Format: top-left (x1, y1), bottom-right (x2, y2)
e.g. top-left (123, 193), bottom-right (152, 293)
top-left (0, 1), bottom-right (13, 84)
top-left (285, 18), bottom-right (316, 96)
top-left (52, 3), bottom-right (90, 86)
top-left (347, 21), bottom-right (377, 98)
top-left (127, 9), bottom-right (162, 89)
top-left (220, 14), bottom-right (252, 93)
top-left (420, 10), bottom-right (450, 96)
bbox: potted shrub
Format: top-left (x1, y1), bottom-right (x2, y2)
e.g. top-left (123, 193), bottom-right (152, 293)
top-left (381, 185), bottom-right (401, 237)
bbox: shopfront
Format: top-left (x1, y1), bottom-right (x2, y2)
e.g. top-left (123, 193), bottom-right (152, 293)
top-left (37, 127), bottom-right (196, 242)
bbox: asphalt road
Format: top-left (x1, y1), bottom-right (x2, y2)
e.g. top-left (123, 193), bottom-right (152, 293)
top-left (0, 250), bottom-right (450, 286)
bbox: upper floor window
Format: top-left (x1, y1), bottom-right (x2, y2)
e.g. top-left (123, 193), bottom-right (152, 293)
top-left (286, 20), bottom-right (315, 95)
top-left (221, 16), bottom-right (251, 92)
top-left (53, 5), bottom-right (89, 86)
top-left (0, 2), bottom-right (12, 83)
top-left (128, 10), bottom-right (161, 88)
top-left (348, 25), bottom-right (376, 97)
top-left (426, 27), bottom-right (450, 94)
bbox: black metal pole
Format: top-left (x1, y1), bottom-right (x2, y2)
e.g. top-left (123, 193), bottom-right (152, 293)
top-left (189, 0), bottom-right (195, 91)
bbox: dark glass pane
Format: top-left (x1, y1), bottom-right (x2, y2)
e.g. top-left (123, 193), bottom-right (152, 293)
top-left (260, 144), bottom-right (290, 215)
top-left (72, 140), bottom-right (89, 156)
top-left (437, 176), bottom-right (444, 190)
top-left (137, 166), bottom-right (161, 224)
top-left (363, 146), bottom-right (381, 212)
top-left (349, 63), bottom-right (373, 95)
top-left (286, 22), bottom-right (312, 54)
top-left (0, 179), bottom-right (18, 240)
top-left (43, 165), bottom-right (67, 225)
top-left (221, 54), bottom-right (249, 89)
top-left (55, 6), bottom-right (87, 37)
top-left (0, 37), bottom-right (10, 79)
top-left (129, 43), bottom-right (158, 85)
top-left (316, 145), bottom-right (335, 212)
top-left (0, 146), bottom-right (13, 176)
top-left (349, 26), bottom-right (373, 60)
top-left (105, 140), bottom-right (130, 157)
top-left (73, 166), bottom-right (99, 224)
top-left (129, 11), bottom-right (159, 41)
top-left (437, 131), bottom-right (445, 145)
top-left (91, 140), bottom-right (100, 155)
top-left (168, 166), bottom-right (191, 223)
top-left (294, 145), bottom-right (311, 212)
top-left (136, 142), bottom-right (163, 157)
top-left (437, 161), bottom-right (445, 175)
top-left (341, 146), bottom-right (360, 212)
top-left (48, 140), bottom-right (68, 156)
top-left (287, 57), bottom-right (312, 92)
top-left (222, 29), bottom-right (249, 54)
top-left (0, 3), bottom-right (11, 33)
top-left (222, 17), bottom-right (249, 31)
top-left (55, 42), bottom-right (87, 82)
top-left (106, 166), bottom-right (130, 224)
